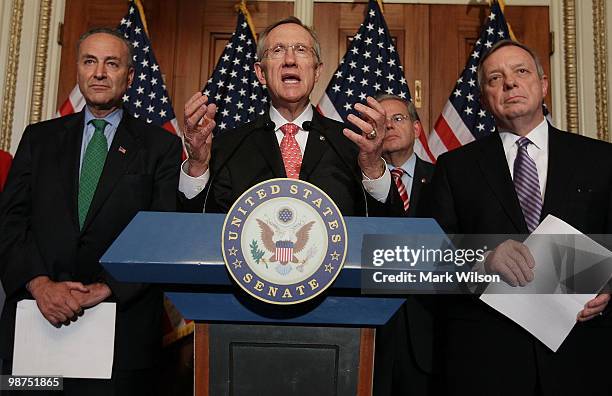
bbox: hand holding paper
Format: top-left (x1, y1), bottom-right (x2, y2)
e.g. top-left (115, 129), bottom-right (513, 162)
top-left (480, 215), bottom-right (612, 351)
top-left (28, 276), bottom-right (88, 326)
top-left (577, 293), bottom-right (610, 321)
top-left (484, 239), bottom-right (535, 287)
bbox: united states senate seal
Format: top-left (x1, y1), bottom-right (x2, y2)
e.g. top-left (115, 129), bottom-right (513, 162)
top-left (221, 178), bottom-right (348, 304)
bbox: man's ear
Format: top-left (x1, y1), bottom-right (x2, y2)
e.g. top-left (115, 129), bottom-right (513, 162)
top-left (314, 62), bottom-right (323, 83)
top-left (254, 62), bottom-right (267, 86)
top-left (540, 74), bottom-right (549, 99)
top-left (127, 67), bottom-right (135, 88)
top-left (413, 121), bottom-right (423, 140)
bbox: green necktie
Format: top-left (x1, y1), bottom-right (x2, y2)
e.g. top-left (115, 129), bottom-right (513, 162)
top-left (78, 119), bottom-right (109, 229)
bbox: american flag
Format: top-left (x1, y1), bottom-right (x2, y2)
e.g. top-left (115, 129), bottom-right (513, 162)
top-left (427, 1), bottom-right (510, 161)
top-left (317, 0), bottom-right (432, 159)
top-left (202, 8), bottom-right (268, 134)
top-left (57, 0), bottom-right (180, 137)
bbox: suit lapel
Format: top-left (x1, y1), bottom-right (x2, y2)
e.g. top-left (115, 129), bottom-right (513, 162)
top-left (477, 134), bottom-right (528, 233)
top-left (541, 126), bottom-right (574, 221)
top-left (408, 157), bottom-right (427, 217)
top-left (81, 113), bottom-right (139, 230)
top-left (299, 110), bottom-right (330, 181)
top-left (58, 113), bottom-right (85, 231)
top-left (252, 115), bottom-right (285, 178)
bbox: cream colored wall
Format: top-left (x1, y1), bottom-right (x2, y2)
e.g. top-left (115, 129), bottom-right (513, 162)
top-left (0, 0), bottom-right (64, 155)
top-left (3, 0), bottom-right (612, 155)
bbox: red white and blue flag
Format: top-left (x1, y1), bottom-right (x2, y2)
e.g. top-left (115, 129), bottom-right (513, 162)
top-left (317, 0), bottom-right (434, 162)
top-left (57, 0), bottom-right (180, 139)
top-left (201, 6), bottom-right (269, 135)
top-left (427, 1), bottom-right (510, 161)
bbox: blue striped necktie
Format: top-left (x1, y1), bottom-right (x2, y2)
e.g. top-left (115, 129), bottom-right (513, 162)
top-left (513, 137), bottom-right (542, 232)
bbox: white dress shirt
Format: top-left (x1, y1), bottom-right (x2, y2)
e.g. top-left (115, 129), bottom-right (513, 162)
top-left (499, 118), bottom-right (549, 200)
top-left (179, 104), bottom-right (391, 202)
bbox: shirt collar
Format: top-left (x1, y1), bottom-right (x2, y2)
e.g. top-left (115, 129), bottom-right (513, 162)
top-left (499, 117), bottom-right (548, 152)
top-left (269, 104), bottom-right (313, 131)
top-left (84, 106), bottom-right (123, 130)
top-left (387, 152), bottom-right (416, 178)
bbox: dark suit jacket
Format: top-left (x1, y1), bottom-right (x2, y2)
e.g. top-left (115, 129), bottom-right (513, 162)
top-left (375, 155), bottom-right (436, 395)
top-left (407, 156), bottom-right (435, 217)
top-left (181, 109), bottom-right (404, 217)
top-left (427, 125), bottom-right (612, 395)
top-left (0, 110), bottom-right (182, 370)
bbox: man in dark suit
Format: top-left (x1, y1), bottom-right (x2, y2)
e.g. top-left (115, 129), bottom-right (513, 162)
top-left (377, 94), bottom-right (434, 216)
top-left (178, 17), bottom-right (402, 217)
top-left (428, 40), bottom-right (612, 395)
top-left (373, 94), bottom-right (435, 395)
top-left (0, 28), bottom-right (182, 395)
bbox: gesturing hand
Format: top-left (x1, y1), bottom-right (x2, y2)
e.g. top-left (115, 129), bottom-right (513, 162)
top-left (343, 96), bottom-right (387, 179)
top-left (184, 92), bottom-right (217, 177)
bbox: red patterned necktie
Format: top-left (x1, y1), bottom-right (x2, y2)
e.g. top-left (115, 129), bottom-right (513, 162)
top-left (279, 123), bottom-right (302, 179)
top-left (391, 168), bottom-right (410, 211)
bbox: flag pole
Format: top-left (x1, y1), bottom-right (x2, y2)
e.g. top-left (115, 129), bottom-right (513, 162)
top-left (235, 1), bottom-right (257, 40)
top-left (133, 0), bottom-right (150, 37)
top-left (376, 0), bottom-right (384, 14)
top-left (497, 0), bottom-right (517, 41)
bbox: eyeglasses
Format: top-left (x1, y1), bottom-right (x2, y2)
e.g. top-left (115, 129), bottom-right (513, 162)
top-left (263, 44), bottom-right (315, 59)
top-left (387, 114), bottom-right (410, 124)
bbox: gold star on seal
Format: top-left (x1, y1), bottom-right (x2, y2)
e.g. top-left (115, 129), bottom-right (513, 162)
top-left (325, 263), bottom-right (334, 273)
top-left (228, 246), bottom-right (238, 256)
top-left (233, 259), bottom-right (242, 269)
top-left (330, 251), bottom-right (340, 261)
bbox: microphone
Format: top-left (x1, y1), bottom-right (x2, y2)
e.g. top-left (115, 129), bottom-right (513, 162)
top-left (202, 120), bottom-right (276, 212)
top-left (302, 120), bottom-right (370, 217)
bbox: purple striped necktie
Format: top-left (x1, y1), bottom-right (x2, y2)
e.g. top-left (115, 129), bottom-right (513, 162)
top-left (513, 137), bottom-right (543, 232)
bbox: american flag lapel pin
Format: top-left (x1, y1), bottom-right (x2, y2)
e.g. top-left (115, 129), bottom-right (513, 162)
top-left (118, 146), bottom-right (127, 155)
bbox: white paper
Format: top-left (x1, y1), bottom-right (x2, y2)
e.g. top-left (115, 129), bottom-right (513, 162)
top-left (12, 299), bottom-right (116, 378)
top-left (480, 215), bottom-right (612, 352)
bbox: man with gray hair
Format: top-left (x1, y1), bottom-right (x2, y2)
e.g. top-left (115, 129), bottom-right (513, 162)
top-left (427, 39), bottom-right (612, 395)
top-left (377, 94), bottom-right (434, 216)
top-left (0, 27), bottom-right (182, 394)
top-left (178, 16), bottom-right (404, 217)
top-left (374, 94), bottom-right (435, 395)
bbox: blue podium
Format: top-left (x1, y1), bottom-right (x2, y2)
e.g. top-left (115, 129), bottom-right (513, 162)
top-left (101, 212), bottom-right (443, 395)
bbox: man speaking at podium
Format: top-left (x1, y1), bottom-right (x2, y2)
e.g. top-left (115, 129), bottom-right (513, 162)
top-left (178, 17), bottom-right (403, 217)
top-left (0, 29), bottom-right (182, 394)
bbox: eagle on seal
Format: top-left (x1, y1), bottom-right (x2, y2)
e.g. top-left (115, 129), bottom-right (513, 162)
top-left (256, 219), bottom-right (315, 264)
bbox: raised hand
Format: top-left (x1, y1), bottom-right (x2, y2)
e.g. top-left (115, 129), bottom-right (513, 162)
top-left (343, 96), bottom-right (387, 179)
top-left (184, 92), bottom-right (217, 177)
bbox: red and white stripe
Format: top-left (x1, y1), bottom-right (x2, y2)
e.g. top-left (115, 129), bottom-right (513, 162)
top-left (427, 101), bottom-right (476, 162)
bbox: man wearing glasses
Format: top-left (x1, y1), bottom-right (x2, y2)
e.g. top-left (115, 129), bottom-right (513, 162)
top-left (377, 94), bottom-right (434, 217)
top-left (373, 94), bottom-right (435, 396)
top-left (178, 17), bottom-right (403, 216)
